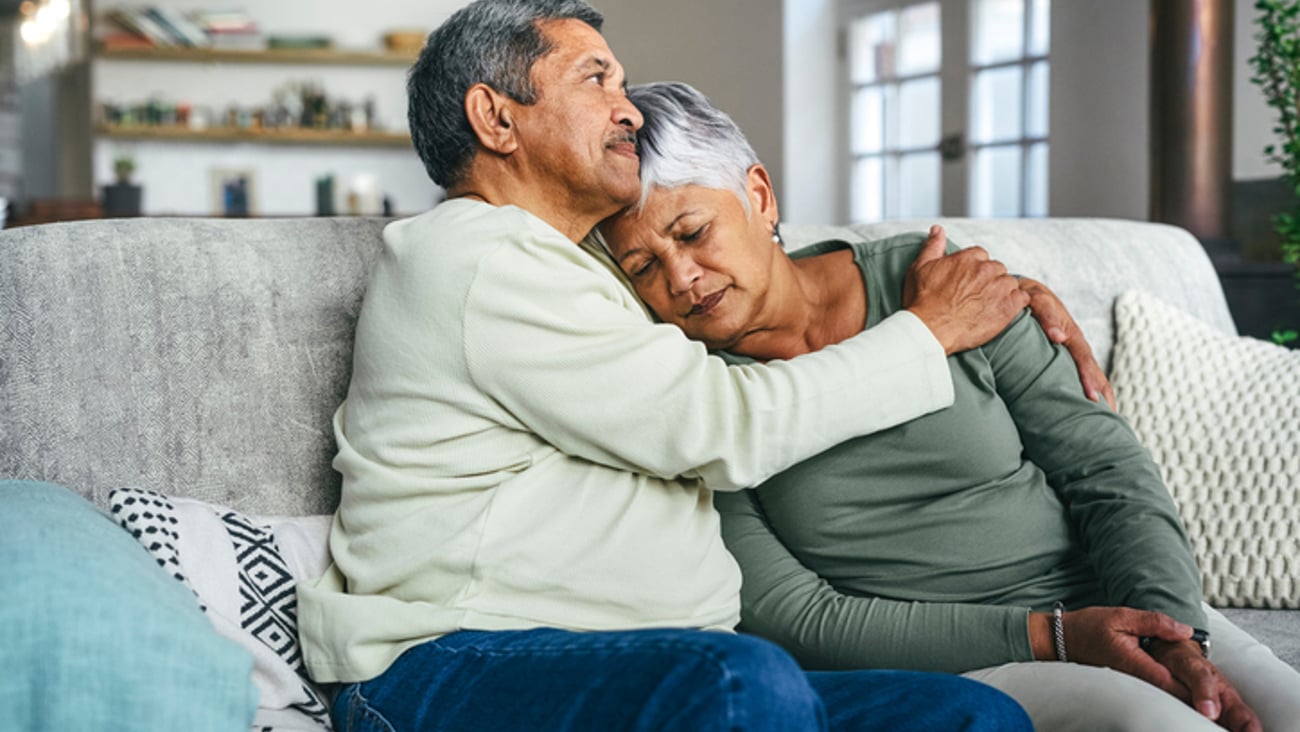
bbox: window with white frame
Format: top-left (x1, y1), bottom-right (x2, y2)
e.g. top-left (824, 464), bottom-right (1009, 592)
top-left (844, 0), bottom-right (1050, 222)
top-left (847, 2), bottom-right (942, 222)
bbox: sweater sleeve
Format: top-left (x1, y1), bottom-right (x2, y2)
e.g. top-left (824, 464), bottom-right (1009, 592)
top-left (715, 489), bottom-right (1035, 673)
top-left (461, 241), bottom-right (955, 493)
top-left (983, 310), bottom-right (1207, 628)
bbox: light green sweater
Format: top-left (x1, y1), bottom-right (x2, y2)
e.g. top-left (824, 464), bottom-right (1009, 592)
top-left (298, 201), bottom-right (957, 683)
top-left (716, 233), bottom-right (1206, 674)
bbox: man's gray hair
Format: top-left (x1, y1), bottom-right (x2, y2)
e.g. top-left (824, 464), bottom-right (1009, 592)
top-left (629, 81), bottom-right (760, 213)
top-left (408, 0), bottom-right (604, 188)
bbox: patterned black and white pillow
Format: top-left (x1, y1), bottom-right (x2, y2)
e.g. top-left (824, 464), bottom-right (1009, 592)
top-left (221, 510), bottom-right (306, 670)
top-left (108, 489), bottom-right (203, 610)
top-left (109, 488), bottom-right (332, 731)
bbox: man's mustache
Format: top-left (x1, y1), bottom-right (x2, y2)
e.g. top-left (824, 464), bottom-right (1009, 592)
top-left (606, 130), bottom-right (638, 148)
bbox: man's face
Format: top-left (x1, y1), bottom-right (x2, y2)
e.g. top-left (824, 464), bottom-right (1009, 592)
top-left (510, 19), bottom-right (644, 218)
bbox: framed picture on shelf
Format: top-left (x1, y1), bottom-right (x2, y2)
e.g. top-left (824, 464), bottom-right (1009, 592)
top-left (210, 167), bottom-right (257, 217)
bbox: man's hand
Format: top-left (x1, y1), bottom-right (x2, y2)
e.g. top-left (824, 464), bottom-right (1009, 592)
top-left (1018, 276), bottom-right (1117, 410)
top-left (1029, 606), bottom-right (1192, 696)
top-left (903, 226), bottom-right (1029, 355)
top-left (1147, 639), bottom-right (1262, 732)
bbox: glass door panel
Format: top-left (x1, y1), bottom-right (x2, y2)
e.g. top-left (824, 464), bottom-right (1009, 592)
top-left (852, 156), bottom-right (885, 222)
top-left (971, 144), bottom-right (1022, 217)
top-left (851, 87), bottom-right (886, 154)
top-left (897, 3), bottom-right (942, 75)
top-left (899, 151), bottom-right (942, 217)
top-left (898, 77), bottom-right (941, 148)
top-left (971, 65), bottom-right (1024, 144)
top-left (972, 0), bottom-right (1025, 65)
top-left (1026, 142), bottom-right (1049, 217)
top-left (1026, 61), bottom-right (1049, 138)
top-left (843, 0), bottom-right (1049, 220)
top-left (845, 0), bottom-right (941, 223)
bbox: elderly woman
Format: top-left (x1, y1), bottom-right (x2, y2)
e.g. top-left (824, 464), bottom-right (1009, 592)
top-left (598, 81), bottom-right (1300, 732)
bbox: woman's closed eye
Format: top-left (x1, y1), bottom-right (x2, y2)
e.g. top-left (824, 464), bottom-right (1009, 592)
top-left (628, 258), bottom-right (657, 279)
top-left (680, 225), bottom-right (707, 243)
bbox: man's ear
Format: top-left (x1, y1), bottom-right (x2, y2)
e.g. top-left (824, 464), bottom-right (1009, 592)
top-left (746, 164), bottom-right (779, 229)
top-left (464, 83), bottom-right (519, 155)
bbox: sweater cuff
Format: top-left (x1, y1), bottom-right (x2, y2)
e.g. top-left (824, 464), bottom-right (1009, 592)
top-left (879, 310), bottom-right (955, 412)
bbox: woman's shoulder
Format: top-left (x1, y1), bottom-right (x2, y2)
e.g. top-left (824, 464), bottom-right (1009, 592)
top-left (852, 231), bottom-right (934, 266)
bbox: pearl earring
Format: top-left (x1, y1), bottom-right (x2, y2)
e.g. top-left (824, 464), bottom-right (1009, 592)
top-left (771, 222), bottom-right (783, 245)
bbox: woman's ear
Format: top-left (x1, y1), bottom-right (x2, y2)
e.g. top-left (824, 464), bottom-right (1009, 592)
top-left (745, 164), bottom-right (780, 230)
top-left (464, 83), bottom-right (519, 155)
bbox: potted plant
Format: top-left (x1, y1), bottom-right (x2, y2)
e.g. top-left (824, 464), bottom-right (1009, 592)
top-left (1250, 0), bottom-right (1300, 345)
top-left (113, 155), bottom-right (135, 184)
top-left (103, 153), bottom-right (142, 217)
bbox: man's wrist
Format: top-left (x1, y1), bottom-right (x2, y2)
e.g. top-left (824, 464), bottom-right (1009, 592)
top-left (905, 305), bottom-right (958, 355)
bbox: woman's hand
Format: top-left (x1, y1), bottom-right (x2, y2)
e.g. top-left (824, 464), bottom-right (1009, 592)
top-left (1017, 276), bottom-right (1117, 410)
top-left (1146, 639), bottom-right (1262, 732)
top-left (1029, 606), bottom-right (1191, 695)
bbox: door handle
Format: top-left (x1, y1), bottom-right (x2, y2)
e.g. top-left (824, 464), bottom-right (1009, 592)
top-left (939, 132), bottom-right (966, 161)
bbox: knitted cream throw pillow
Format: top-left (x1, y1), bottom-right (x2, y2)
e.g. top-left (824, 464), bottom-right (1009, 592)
top-left (1110, 290), bottom-right (1300, 608)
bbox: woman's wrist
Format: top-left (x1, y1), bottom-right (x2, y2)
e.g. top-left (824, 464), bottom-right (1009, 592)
top-left (1028, 611), bottom-right (1056, 660)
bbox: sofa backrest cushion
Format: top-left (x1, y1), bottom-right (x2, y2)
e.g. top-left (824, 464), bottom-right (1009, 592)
top-left (0, 217), bottom-right (386, 515)
top-left (1, 215), bottom-right (1235, 517)
top-left (783, 218), bottom-right (1237, 372)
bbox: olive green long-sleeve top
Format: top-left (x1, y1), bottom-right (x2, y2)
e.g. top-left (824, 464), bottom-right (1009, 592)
top-left (715, 233), bottom-right (1206, 674)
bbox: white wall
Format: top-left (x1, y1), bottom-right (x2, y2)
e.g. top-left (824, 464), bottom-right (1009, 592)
top-left (95, 0), bottom-right (789, 217)
top-left (92, 0), bottom-right (455, 215)
top-left (782, 0), bottom-right (839, 225)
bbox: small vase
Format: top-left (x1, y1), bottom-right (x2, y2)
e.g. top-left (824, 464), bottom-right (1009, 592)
top-left (102, 183), bottom-right (142, 217)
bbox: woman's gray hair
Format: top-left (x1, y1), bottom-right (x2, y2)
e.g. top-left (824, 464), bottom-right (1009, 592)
top-left (408, 0), bottom-right (604, 188)
top-left (629, 81), bottom-right (760, 213)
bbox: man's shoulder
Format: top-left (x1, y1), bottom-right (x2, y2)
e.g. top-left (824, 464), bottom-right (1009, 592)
top-left (380, 200), bottom-right (632, 310)
top-left (384, 199), bottom-right (547, 251)
top-left (377, 200), bottom-right (582, 286)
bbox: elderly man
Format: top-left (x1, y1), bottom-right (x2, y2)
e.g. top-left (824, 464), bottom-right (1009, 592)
top-left (298, 1), bottom-right (1054, 729)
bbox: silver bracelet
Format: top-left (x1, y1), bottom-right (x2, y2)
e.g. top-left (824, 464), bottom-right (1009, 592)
top-left (1052, 601), bottom-right (1068, 662)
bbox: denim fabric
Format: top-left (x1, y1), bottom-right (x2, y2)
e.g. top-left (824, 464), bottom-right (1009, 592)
top-left (332, 628), bottom-right (1029, 731)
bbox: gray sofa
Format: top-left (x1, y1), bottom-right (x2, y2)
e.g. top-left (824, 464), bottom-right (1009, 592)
top-left (0, 215), bottom-right (1295, 686)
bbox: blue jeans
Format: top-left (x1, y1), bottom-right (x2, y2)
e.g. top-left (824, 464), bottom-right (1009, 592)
top-left (332, 628), bottom-right (1030, 731)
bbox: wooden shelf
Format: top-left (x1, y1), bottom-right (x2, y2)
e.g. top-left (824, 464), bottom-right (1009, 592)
top-left (96, 124), bottom-right (412, 148)
top-left (95, 45), bottom-right (418, 67)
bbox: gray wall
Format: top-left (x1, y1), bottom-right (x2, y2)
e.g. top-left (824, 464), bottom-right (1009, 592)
top-left (1048, 0), bottom-right (1150, 220)
top-left (19, 63), bottom-right (93, 202)
top-left (0, 18), bottom-right (20, 208)
top-left (1052, 0), bottom-right (1285, 219)
top-left (18, 77), bottom-right (56, 201)
top-left (600, 0), bottom-right (785, 197)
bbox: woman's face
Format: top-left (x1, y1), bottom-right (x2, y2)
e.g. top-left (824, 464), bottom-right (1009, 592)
top-left (599, 168), bottom-right (781, 351)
